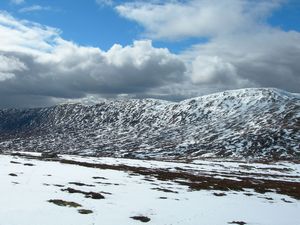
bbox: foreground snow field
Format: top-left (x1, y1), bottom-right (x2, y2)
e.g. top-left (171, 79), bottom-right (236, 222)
top-left (1, 153), bottom-right (300, 225)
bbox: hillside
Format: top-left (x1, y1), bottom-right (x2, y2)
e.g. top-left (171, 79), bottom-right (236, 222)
top-left (0, 88), bottom-right (299, 160)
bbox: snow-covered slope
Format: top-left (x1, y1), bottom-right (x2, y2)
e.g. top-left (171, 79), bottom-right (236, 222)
top-left (0, 88), bottom-right (299, 160)
top-left (1, 153), bottom-right (300, 225)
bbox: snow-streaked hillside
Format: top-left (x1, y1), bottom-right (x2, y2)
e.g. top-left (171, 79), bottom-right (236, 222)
top-left (0, 88), bottom-right (299, 160)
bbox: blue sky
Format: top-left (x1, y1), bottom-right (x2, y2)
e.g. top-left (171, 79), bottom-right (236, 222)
top-left (0, 0), bottom-right (300, 108)
top-left (1, 0), bottom-right (141, 50)
top-left (0, 0), bottom-right (214, 54)
top-left (268, 0), bottom-right (300, 31)
top-left (1, 0), bottom-right (298, 53)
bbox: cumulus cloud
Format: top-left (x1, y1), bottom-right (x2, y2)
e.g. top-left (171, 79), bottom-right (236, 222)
top-left (1, 0), bottom-right (300, 108)
top-left (0, 12), bottom-right (186, 108)
top-left (186, 30), bottom-right (300, 92)
top-left (116, 0), bottom-right (300, 93)
top-left (0, 55), bottom-right (27, 81)
top-left (191, 56), bottom-right (249, 87)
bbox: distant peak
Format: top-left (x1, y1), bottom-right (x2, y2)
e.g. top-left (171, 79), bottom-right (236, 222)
top-left (182, 88), bottom-right (300, 103)
top-left (56, 88), bottom-right (299, 108)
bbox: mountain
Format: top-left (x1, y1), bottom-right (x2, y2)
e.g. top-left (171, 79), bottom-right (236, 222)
top-left (0, 88), bottom-right (299, 160)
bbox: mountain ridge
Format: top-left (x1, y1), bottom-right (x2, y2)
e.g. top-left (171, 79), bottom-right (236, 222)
top-left (0, 88), bottom-right (299, 160)
top-left (59, 87), bottom-right (300, 107)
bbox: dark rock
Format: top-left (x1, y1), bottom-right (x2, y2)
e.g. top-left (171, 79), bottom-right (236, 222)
top-left (281, 198), bottom-right (293, 203)
top-left (41, 152), bottom-right (58, 159)
top-left (23, 163), bottom-right (35, 166)
top-left (213, 192), bottom-right (227, 197)
top-left (9, 173), bottom-right (18, 177)
top-left (68, 182), bottom-right (95, 187)
top-left (228, 221), bottom-right (247, 225)
top-left (47, 199), bottom-right (82, 208)
top-left (78, 209), bottom-right (93, 214)
top-left (130, 216), bottom-right (151, 223)
top-left (62, 187), bottom-right (105, 200)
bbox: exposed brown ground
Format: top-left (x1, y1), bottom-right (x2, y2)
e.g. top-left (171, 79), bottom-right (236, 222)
top-left (7, 153), bottom-right (300, 200)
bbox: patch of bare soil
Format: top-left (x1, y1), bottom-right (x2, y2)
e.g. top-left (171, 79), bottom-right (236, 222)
top-left (62, 187), bottom-right (105, 199)
top-left (10, 161), bottom-right (21, 164)
top-left (244, 193), bottom-right (254, 196)
top-left (94, 181), bottom-right (120, 186)
top-left (92, 176), bottom-right (107, 180)
top-left (56, 160), bottom-right (300, 200)
top-left (159, 197), bottom-right (168, 199)
top-left (48, 199), bottom-right (82, 208)
top-left (262, 197), bottom-right (273, 201)
top-left (228, 221), bottom-right (247, 225)
top-left (281, 198), bottom-right (293, 203)
top-left (10, 153), bottom-right (300, 200)
top-left (68, 182), bottom-right (95, 187)
top-left (130, 216), bottom-right (151, 223)
top-left (78, 209), bottom-right (93, 214)
top-left (213, 192), bottom-right (227, 197)
top-left (8, 173), bottom-right (18, 177)
top-left (101, 191), bottom-right (112, 195)
top-left (151, 187), bottom-right (178, 193)
top-left (23, 163), bottom-right (35, 166)
top-left (143, 178), bottom-right (155, 182)
top-left (53, 184), bottom-right (64, 187)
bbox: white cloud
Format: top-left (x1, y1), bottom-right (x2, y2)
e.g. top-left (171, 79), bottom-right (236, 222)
top-left (96, 0), bottom-right (114, 7)
top-left (191, 56), bottom-right (246, 86)
top-left (116, 0), bottom-right (300, 93)
top-left (10, 0), bottom-right (25, 5)
top-left (0, 12), bottom-right (186, 107)
top-left (116, 0), bottom-right (282, 40)
top-left (185, 29), bottom-right (300, 92)
top-left (0, 55), bottom-right (26, 72)
top-left (0, 55), bottom-right (27, 81)
top-left (0, 12), bottom-right (60, 54)
top-left (1, 0), bottom-right (300, 108)
top-left (19, 5), bottom-right (51, 13)
top-left (0, 54), bottom-right (27, 82)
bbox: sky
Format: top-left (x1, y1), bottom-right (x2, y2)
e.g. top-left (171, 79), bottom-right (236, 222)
top-left (0, 0), bottom-right (300, 108)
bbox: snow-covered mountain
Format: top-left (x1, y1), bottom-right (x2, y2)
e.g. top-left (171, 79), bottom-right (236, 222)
top-left (0, 88), bottom-right (299, 160)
